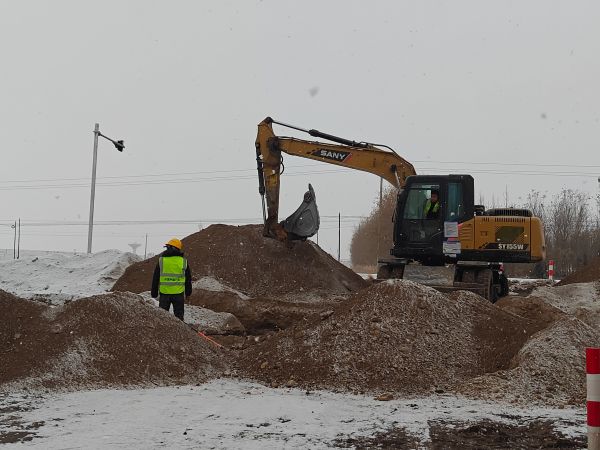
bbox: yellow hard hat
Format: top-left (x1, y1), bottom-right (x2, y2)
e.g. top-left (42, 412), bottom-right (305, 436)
top-left (165, 238), bottom-right (183, 250)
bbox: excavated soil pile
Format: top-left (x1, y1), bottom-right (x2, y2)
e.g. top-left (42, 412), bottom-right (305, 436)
top-left (458, 316), bottom-right (600, 407)
top-left (460, 284), bottom-right (600, 406)
top-left (181, 276), bottom-right (339, 334)
top-left (0, 290), bottom-right (225, 390)
top-left (113, 224), bottom-right (367, 299)
top-left (558, 257), bottom-right (600, 285)
top-left (188, 291), bottom-right (334, 334)
top-left (495, 295), bottom-right (566, 331)
top-left (236, 281), bottom-right (537, 395)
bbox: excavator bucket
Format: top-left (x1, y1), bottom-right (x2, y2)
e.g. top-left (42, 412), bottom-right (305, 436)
top-left (282, 184), bottom-right (320, 240)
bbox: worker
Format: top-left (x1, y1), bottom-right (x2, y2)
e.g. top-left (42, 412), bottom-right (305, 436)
top-left (424, 189), bottom-right (441, 219)
top-left (151, 238), bottom-right (192, 321)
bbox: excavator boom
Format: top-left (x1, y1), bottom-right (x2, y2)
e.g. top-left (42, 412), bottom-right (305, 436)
top-left (255, 117), bottom-right (416, 239)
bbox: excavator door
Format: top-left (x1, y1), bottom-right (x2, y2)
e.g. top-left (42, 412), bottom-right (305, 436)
top-left (392, 174), bottom-right (474, 265)
top-left (282, 184), bottom-right (320, 240)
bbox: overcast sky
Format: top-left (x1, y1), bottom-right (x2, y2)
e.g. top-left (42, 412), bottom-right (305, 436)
top-left (1, 1), bottom-right (599, 260)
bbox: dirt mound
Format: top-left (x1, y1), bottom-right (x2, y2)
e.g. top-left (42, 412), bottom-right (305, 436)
top-left (526, 282), bottom-right (600, 328)
top-left (186, 275), bottom-right (341, 334)
top-left (558, 257), bottom-right (600, 285)
top-left (458, 316), bottom-right (600, 406)
top-left (188, 290), bottom-right (332, 334)
top-left (112, 224), bottom-right (367, 299)
top-left (236, 281), bottom-right (537, 395)
top-left (0, 290), bottom-right (225, 391)
top-left (495, 295), bottom-right (566, 330)
top-left (508, 278), bottom-right (554, 296)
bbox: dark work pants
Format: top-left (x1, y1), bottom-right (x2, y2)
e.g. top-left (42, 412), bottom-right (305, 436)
top-left (158, 293), bottom-right (185, 321)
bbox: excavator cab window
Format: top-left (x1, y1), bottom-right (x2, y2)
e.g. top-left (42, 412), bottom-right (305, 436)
top-left (446, 182), bottom-right (464, 221)
top-left (403, 184), bottom-right (441, 220)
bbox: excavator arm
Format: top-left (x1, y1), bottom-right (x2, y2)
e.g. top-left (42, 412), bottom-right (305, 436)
top-left (255, 117), bottom-right (416, 240)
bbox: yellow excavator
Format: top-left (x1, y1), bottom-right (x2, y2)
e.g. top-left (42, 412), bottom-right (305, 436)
top-left (254, 117), bottom-right (546, 302)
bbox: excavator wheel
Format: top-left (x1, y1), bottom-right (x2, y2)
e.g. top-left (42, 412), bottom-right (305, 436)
top-left (377, 264), bottom-right (392, 280)
top-left (498, 272), bottom-right (510, 298)
top-left (453, 266), bottom-right (500, 303)
top-left (476, 269), bottom-right (498, 303)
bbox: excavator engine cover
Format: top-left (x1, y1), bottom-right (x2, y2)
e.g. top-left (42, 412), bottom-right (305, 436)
top-left (282, 184), bottom-right (320, 240)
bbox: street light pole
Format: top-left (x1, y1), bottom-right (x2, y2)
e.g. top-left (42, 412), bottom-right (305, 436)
top-left (87, 123), bottom-right (100, 254)
top-left (11, 221), bottom-right (16, 259)
top-left (87, 123), bottom-right (125, 254)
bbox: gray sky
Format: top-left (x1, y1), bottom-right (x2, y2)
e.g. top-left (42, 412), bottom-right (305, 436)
top-left (1, 1), bottom-right (599, 260)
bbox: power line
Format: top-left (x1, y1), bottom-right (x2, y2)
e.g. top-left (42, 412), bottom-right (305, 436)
top-left (412, 160), bottom-right (600, 168)
top-left (0, 159), bottom-right (599, 189)
top-left (0, 167), bottom-right (597, 192)
top-left (0, 164), bottom-right (343, 186)
top-left (0, 216), bottom-right (366, 227)
top-left (416, 167), bottom-right (600, 177)
top-left (0, 169), bottom-right (356, 191)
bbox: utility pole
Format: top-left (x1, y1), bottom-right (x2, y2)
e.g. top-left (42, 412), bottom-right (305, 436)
top-left (11, 221), bottom-right (16, 259)
top-left (87, 123), bottom-right (125, 253)
top-left (87, 123), bottom-right (99, 254)
top-left (144, 233), bottom-right (148, 259)
top-left (338, 212), bottom-right (341, 262)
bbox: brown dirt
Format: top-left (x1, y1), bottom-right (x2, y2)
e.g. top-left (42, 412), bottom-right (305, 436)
top-left (458, 316), bottom-right (600, 407)
top-left (236, 281), bottom-right (537, 395)
top-left (187, 289), bottom-right (337, 334)
top-left (112, 224), bottom-right (367, 298)
top-left (334, 420), bottom-right (585, 449)
top-left (428, 419), bottom-right (585, 449)
top-left (495, 295), bottom-right (566, 330)
top-left (558, 257), bottom-right (600, 285)
top-left (454, 287), bottom-right (600, 407)
top-left (0, 289), bottom-right (226, 391)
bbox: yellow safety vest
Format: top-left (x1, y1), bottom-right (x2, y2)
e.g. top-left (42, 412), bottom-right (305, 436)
top-left (159, 256), bottom-right (187, 295)
top-left (424, 200), bottom-right (440, 216)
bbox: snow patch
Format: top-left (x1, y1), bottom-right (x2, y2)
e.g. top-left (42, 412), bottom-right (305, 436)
top-left (193, 276), bottom-right (250, 300)
top-left (0, 250), bottom-right (140, 305)
top-left (0, 380), bottom-right (585, 448)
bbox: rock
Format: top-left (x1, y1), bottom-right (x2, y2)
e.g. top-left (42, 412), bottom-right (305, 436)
top-left (375, 393), bottom-right (394, 401)
top-left (320, 310), bottom-right (334, 320)
top-left (286, 379), bottom-right (298, 388)
top-left (184, 305), bottom-right (245, 335)
top-left (260, 361), bottom-right (269, 370)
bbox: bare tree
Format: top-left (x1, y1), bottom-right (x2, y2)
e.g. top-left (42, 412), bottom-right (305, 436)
top-left (350, 188), bottom-right (396, 270)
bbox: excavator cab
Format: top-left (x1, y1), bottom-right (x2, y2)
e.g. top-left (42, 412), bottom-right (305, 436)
top-left (392, 174), bottom-right (474, 265)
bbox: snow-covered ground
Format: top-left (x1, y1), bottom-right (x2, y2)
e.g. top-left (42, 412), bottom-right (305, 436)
top-left (0, 249), bottom-right (139, 304)
top-left (0, 380), bottom-right (584, 449)
top-left (193, 276), bottom-right (250, 300)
